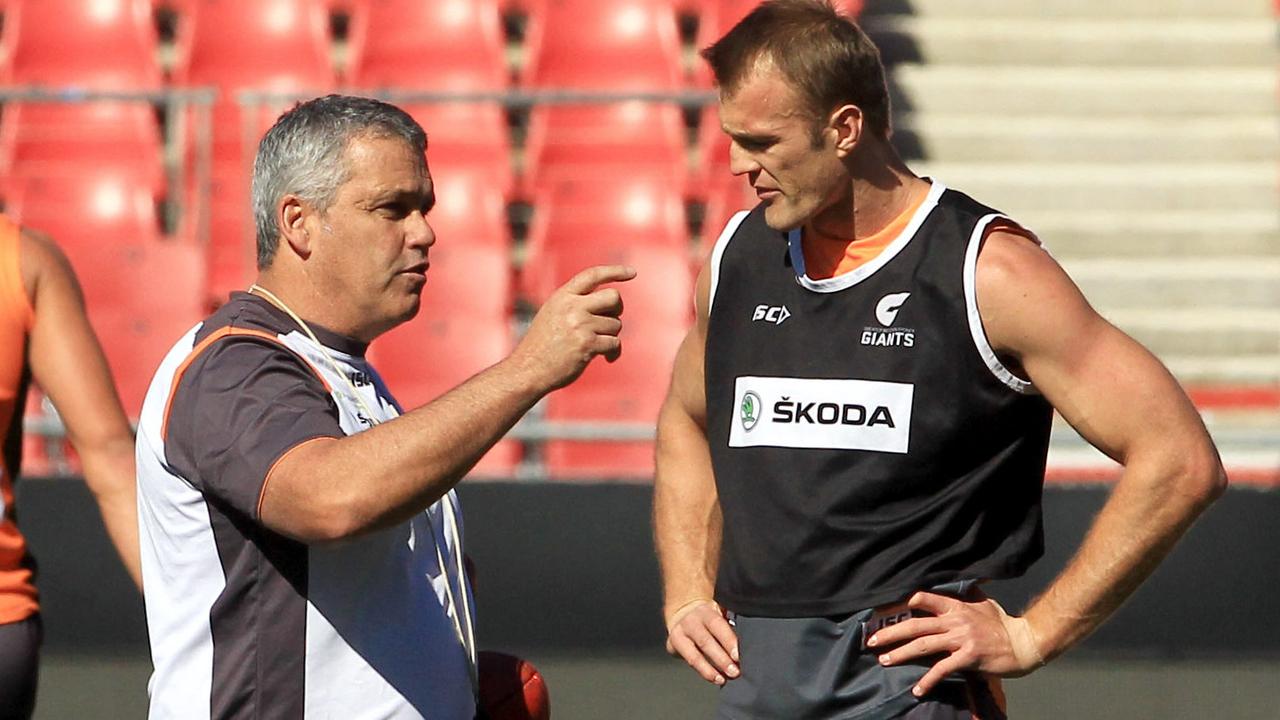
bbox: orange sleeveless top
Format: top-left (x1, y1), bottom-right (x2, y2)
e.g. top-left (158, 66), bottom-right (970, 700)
top-left (0, 216), bottom-right (38, 623)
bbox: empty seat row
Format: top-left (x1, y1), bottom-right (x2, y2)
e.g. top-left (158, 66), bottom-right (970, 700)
top-left (5, 172), bottom-right (204, 416)
top-left (0, 0), bottom-right (790, 218)
top-left (2, 0), bottom-right (864, 92)
top-left (8, 166), bottom-right (727, 478)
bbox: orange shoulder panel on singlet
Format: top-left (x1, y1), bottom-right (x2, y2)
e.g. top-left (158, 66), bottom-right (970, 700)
top-left (0, 215), bottom-right (39, 623)
top-left (801, 188), bottom-right (930, 280)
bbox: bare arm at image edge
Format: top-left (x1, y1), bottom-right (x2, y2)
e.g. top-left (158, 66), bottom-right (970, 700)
top-left (981, 231), bottom-right (1225, 659)
top-left (21, 230), bottom-right (143, 589)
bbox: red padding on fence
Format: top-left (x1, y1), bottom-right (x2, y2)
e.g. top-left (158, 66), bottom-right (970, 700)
top-left (1187, 385), bottom-right (1280, 410)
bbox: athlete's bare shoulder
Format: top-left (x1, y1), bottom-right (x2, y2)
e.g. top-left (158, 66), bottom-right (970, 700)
top-left (975, 227), bottom-right (1099, 362)
top-left (16, 227), bottom-right (81, 306)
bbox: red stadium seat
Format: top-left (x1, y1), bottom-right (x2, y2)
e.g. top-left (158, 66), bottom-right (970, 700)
top-left (346, 0), bottom-right (509, 90)
top-left (696, 103), bottom-right (730, 191)
top-left (407, 103), bottom-right (516, 201)
top-left (6, 174), bottom-right (203, 417)
top-left (202, 162), bottom-right (257, 307)
top-left (522, 102), bottom-right (689, 199)
top-left (522, 178), bottom-right (690, 302)
top-left (0, 102), bottom-right (165, 195)
top-left (542, 322), bottom-right (687, 479)
top-left (173, 0), bottom-right (337, 168)
top-left (523, 157), bottom-right (694, 479)
top-left (3, 0), bottom-right (162, 88)
top-left (87, 242), bottom-right (205, 418)
top-left (700, 176), bottom-right (754, 249)
top-left (368, 243), bottom-right (518, 476)
top-left (5, 172), bottom-right (162, 255)
top-left (521, 241), bottom-right (694, 328)
top-left (523, 0), bottom-right (684, 89)
top-left (173, 0), bottom-right (335, 94)
top-left (0, 0), bottom-right (166, 194)
top-left (425, 167), bottom-right (512, 251)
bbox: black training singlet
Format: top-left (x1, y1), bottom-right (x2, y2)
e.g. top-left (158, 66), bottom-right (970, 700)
top-left (704, 180), bottom-right (1053, 617)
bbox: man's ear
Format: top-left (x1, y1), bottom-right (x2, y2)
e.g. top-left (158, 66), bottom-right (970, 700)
top-left (829, 104), bottom-right (864, 158)
top-left (278, 194), bottom-right (312, 257)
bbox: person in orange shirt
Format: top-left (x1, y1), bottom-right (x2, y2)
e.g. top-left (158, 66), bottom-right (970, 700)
top-left (0, 215), bottom-right (140, 718)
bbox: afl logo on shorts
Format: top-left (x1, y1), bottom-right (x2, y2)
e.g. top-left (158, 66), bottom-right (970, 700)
top-left (740, 391), bottom-right (762, 431)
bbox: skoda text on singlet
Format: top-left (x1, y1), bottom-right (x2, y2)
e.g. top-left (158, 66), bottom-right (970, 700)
top-left (729, 376), bottom-right (913, 454)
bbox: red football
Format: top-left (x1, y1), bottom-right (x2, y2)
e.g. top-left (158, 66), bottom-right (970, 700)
top-left (477, 651), bottom-right (550, 720)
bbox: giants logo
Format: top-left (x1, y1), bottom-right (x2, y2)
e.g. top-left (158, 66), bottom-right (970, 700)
top-left (862, 292), bottom-right (916, 348)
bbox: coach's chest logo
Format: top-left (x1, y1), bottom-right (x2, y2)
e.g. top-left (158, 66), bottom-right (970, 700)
top-left (862, 292), bottom-right (915, 348)
top-left (751, 304), bottom-right (791, 325)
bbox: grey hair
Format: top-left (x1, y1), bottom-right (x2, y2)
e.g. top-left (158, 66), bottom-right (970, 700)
top-left (251, 94), bottom-right (427, 270)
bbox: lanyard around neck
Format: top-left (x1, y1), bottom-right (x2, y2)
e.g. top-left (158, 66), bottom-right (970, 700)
top-left (246, 284), bottom-right (479, 696)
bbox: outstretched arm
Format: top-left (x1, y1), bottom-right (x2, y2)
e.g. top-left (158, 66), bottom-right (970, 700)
top-left (22, 230), bottom-right (143, 589)
top-left (654, 263), bottom-right (740, 686)
top-left (871, 230), bottom-right (1224, 695)
top-left (260, 265), bottom-right (636, 542)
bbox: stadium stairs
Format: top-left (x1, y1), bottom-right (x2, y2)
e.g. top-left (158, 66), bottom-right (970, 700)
top-left (860, 0), bottom-right (1280, 482)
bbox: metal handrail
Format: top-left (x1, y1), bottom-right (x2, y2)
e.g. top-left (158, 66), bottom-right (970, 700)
top-left (0, 86), bottom-right (219, 242)
top-left (236, 88), bottom-right (719, 108)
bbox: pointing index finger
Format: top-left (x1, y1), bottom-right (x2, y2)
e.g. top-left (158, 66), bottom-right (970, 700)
top-left (563, 264), bottom-right (637, 295)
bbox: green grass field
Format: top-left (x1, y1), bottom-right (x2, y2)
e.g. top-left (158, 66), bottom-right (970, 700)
top-left (34, 651), bottom-right (1280, 719)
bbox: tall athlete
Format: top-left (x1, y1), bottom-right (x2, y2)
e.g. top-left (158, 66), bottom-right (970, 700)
top-left (654, 2), bottom-right (1225, 718)
top-left (0, 216), bottom-right (141, 718)
top-left (135, 95), bottom-right (632, 718)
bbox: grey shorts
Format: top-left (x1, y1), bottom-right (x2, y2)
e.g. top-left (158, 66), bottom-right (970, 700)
top-left (0, 614), bottom-right (40, 720)
top-left (715, 582), bottom-right (1006, 720)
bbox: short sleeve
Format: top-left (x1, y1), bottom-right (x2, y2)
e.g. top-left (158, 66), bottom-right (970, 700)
top-left (164, 337), bottom-right (344, 521)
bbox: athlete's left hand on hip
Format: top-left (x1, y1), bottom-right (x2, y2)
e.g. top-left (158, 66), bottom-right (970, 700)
top-left (865, 591), bottom-right (1044, 697)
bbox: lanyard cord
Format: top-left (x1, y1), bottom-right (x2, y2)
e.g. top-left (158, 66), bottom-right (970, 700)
top-left (247, 285), bottom-right (479, 697)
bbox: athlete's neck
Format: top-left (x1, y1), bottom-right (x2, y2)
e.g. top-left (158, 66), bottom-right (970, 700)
top-left (806, 147), bottom-right (930, 244)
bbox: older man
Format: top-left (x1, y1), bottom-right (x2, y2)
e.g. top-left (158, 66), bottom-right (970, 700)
top-left (136, 95), bottom-right (632, 718)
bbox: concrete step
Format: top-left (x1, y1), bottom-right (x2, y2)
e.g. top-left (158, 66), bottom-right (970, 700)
top-left (1024, 211), bottom-right (1279, 259)
top-left (860, 0), bottom-right (1274, 20)
top-left (889, 65), bottom-right (1279, 116)
top-left (864, 18), bottom-right (1277, 67)
top-left (1060, 256), bottom-right (1280, 309)
top-left (1103, 309), bottom-right (1280, 356)
top-left (1161, 355), bottom-right (1280, 385)
top-left (918, 162), bottom-right (1278, 214)
top-left (1052, 411), bottom-right (1280, 449)
top-left (898, 114), bottom-right (1280, 164)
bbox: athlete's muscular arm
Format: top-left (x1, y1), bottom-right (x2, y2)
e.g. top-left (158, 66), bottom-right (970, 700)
top-left (21, 231), bottom-right (143, 589)
top-left (259, 265), bottom-right (635, 543)
top-left (654, 262), bottom-right (740, 686)
top-left (871, 230), bottom-right (1224, 695)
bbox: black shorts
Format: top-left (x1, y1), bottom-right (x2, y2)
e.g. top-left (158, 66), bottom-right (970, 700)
top-left (715, 582), bottom-right (1006, 720)
top-left (0, 614), bottom-right (40, 720)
